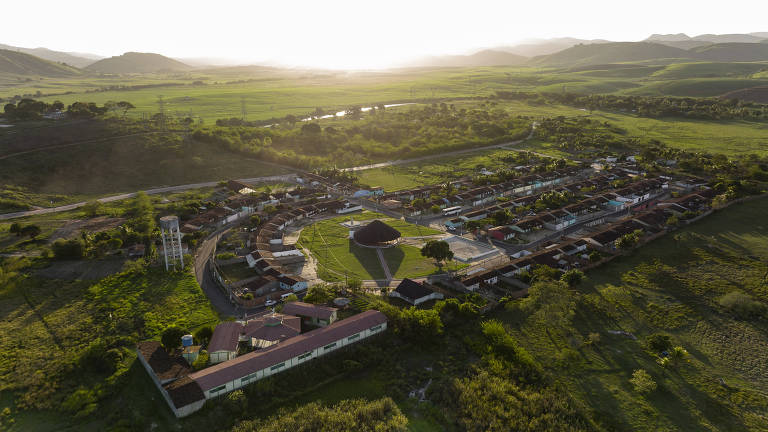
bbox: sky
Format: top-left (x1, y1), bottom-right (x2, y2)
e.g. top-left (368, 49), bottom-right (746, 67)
top-left (3, 0), bottom-right (768, 69)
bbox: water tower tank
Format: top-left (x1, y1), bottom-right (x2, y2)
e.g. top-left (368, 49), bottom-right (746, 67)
top-left (160, 215), bottom-right (180, 231)
top-left (181, 334), bottom-right (194, 347)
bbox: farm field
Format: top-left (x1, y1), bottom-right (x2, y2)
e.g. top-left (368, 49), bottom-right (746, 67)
top-left (494, 196), bottom-right (768, 431)
top-left (297, 211), bottom-right (443, 281)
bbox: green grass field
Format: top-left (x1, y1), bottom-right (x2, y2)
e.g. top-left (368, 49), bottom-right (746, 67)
top-left (494, 196), bottom-right (768, 431)
top-left (297, 211), bottom-right (442, 281)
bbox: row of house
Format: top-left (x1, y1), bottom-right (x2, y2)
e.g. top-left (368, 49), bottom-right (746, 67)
top-left (137, 310), bottom-right (388, 418)
top-left (378, 166), bottom-right (584, 217)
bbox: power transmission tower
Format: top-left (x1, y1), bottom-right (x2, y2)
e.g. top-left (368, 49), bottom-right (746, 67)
top-left (241, 96), bottom-right (248, 121)
top-left (156, 95), bottom-right (166, 130)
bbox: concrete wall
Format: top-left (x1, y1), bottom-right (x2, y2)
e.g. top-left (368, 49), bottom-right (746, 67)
top-left (202, 322), bottom-right (387, 400)
top-left (209, 350), bottom-right (236, 364)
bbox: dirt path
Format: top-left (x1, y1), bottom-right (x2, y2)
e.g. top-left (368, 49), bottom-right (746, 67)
top-left (376, 248), bottom-right (393, 281)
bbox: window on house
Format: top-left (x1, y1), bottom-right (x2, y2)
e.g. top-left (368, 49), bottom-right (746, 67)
top-left (347, 333), bottom-right (360, 341)
top-left (298, 352), bottom-right (312, 360)
top-left (323, 342), bottom-right (337, 350)
top-left (270, 362), bottom-right (286, 371)
top-left (370, 325), bottom-right (382, 332)
top-left (211, 385), bottom-right (226, 394)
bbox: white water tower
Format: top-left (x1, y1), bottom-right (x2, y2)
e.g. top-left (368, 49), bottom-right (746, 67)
top-left (160, 215), bottom-right (184, 271)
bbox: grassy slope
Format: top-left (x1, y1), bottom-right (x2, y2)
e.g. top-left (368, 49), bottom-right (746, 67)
top-left (496, 197), bottom-right (768, 431)
top-left (0, 131), bottom-right (289, 195)
top-left (0, 266), bottom-right (219, 431)
top-left (0, 49), bottom-right (81, 77)
top-left (650, 62), bottom-right (768, 79)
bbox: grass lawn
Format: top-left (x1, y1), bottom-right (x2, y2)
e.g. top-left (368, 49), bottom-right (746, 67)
top-left (218, 262), bottom-right (257, 282)
top-left (297, 211), bottom-right (443, 281)
top-left (494, 196), bottom-right (768, 431)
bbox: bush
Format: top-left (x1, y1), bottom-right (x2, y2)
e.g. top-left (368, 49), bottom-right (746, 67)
top-left (560, 269), bottom-right (585, 286)
top-left (192, 351), bottom-right (209, 370)
top-left (79, 339), bottom-right (121, 374)
top-left (629, 369), bottom-right (657, 394)
top-left (242, 293), bottom-right (254, 300)
top-left (52, 238), bottom-right (85, 259)
top-left (646, 333), bottom-right (672, 353)
top-left (719, 290), bottom-right (765, 319)
top-left (161, 326), bottom-right (187, 351)
top-left (216, 252), bottom-right (237, 260)
top-left (193, 326), bottom-right (213, 345)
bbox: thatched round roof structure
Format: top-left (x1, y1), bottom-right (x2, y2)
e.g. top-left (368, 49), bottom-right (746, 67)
top-left (353, 220), bottom-right (401, 246)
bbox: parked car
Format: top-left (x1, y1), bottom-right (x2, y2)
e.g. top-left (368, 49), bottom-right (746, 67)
top-left (264, 299), bottom-right (277, 307)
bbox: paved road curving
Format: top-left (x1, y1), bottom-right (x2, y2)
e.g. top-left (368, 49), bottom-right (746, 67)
top-left (0, 174), bottom-right (296, 221)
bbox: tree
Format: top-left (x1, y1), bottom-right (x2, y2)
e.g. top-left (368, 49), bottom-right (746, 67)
top-left (660, 346), bottom-right (690, 368)
top-left (519, 281), bottom-right (576, 331)
top-left (249, 214), bottom-right (262, 227)
top-left (51, 239), bottom-right (85, 259)
top-left (430, 204), bottom-right (441, 214)
top-left (616, 229), bottom-right (642, 249)
top-left (9, 222), bottom-right (21, 236)
top-left (346, 277), bottom-right (363, 295)
top-left (283, 294), bottom-right (299, 303)
top-left (303, 284), bottom-right (334, 304)
top-left (420, 240), bottom-right (454, 266)
top-left (20, 224), bottom-right (41, 239)
top-left (82, 200), bottom-right (104, 217)
top-left (629, 369), bottom-right (657, 394)
top-left (161, 326), bottom-right (187, 351)
top-left (646, 333), bottom-right (672, 353)
top-left (560, 269), bottom-right (585, 286)
top-left (116, 101), bottom-right (135, 118)
top-left (193, 326), bottom-right (213, 346)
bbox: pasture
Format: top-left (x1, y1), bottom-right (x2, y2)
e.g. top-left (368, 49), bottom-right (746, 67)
top-left (495, 196), bottom-right (768, 431)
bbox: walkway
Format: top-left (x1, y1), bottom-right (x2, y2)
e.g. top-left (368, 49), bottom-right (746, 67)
top-left (375, 248), bottom-right (393, 281)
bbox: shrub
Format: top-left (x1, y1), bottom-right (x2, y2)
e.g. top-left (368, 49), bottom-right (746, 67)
top-left (192, 351), bottom-right (209, 370)
top-left (242, 293), bottom-right (254, 300)
top-left (586, 332), bottom-right (601, 345)
top-left (719, 290), bottom-right (766, 319)
top-left (646, 333), bottom-right (672, 353)
top-left (52, 238), bottom-right (85, 259)
top-left (560, 269), bottom-right (585, 286)
top-left (629, 369), bottom-right (657, 394)
top-left (161, 326), bottom-right (187, 351)
top-left (216, 252), bottom-right (237, 260)
top-left (193, 326), bottom-right (213, 345)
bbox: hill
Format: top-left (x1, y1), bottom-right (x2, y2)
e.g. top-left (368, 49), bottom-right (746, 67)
top-left (650, 62), bottom-right (768, 79)
top-left (692, 33), bottom-right (766, 43)
top-left (0, 49), bottom-right (81, 76)
top-left (0, 43), bottom-right (99, 68)
top-left (531, 42), bottom-right (695, 66)
top-left (692, 43), bottom-right (768, 62)
top-left (652, 40), bottom-right (713, 50)
top-left (412, 49), bottom-right (527, 67)
top-left (494, 37), bottom-right (612, 57)
top-left (646, 33), bottom-right (692, 42)
top-left (720, 85), bottom-right (768, 103)
top-left (85, 52), bottom-right (192, 74)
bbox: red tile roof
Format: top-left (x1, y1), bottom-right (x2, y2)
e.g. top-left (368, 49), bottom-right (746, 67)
top-left (189, 310), bottom-right (387, 391)
top-left (282, 301), bottom-right (337, 320)
top-left (137, 341), bottom-right (191, 381)
top-left (208, 321), bottom-right (242, 353)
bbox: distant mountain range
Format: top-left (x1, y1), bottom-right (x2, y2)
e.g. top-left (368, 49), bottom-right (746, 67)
top-left (409, 50), bottom-right (527, 68)
top-left (2, 31), bottom-right (768, 74)
top-left (85, 52), bottom-right (192, 74)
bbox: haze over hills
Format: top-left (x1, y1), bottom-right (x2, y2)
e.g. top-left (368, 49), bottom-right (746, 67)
top-left (410, 49), bottom-right (527, 68)
top-left (530, 42), bottom-right (696, 67)
top-left (492, 37), bottom-right (612, 57)
top-left (0, 49), bottom-right (82, 76)
top-left (0, 43), bottom-right (99, 68)
top-left (85, 52), bottom-right (192, 74)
